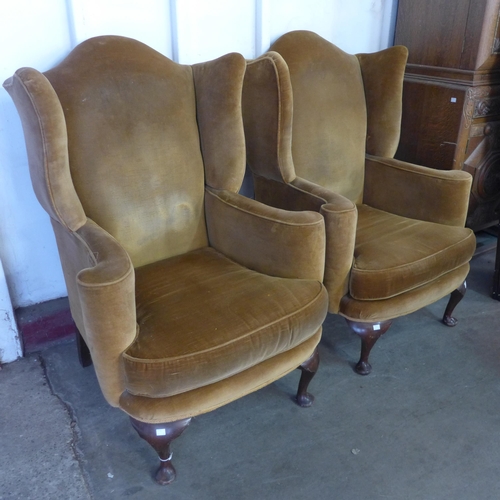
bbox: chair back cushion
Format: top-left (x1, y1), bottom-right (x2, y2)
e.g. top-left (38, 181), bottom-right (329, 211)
top-left (270, 31), bottom-right (367, 203)
top-left (44, 36), bottom-right (208, 267)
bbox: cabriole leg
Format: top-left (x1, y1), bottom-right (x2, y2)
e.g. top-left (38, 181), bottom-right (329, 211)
top-left (296, 348), bottom-right (320, 407)
top-left (345, 319), bottom-right (393, 376)
top-left (442, 281), bottom-right (467, 327)
top-left (130, 417), bottom-right (191, 485)
top-left (76, 328), bottom-right (92, 368)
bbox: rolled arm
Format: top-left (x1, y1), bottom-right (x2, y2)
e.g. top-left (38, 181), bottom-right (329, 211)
top-left (319, 203), bottom-right (357, 314)
top-left (253, 176), bottom-right (358, 312)
top-left (288, 178), bottom-right (358, 313)
top-left (364, 155), bottom-right (472, 226)
top-left (74, 219), bottom-right (136, 407)
top-left (205, 187), bottom-right (325, 281)
top-left (253, 174), bottom-right (349, 210)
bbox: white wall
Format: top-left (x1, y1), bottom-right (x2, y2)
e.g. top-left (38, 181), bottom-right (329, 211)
top-left (0, 259), bottom-right (22, 363)
top-left (0, 0), bottom-right (398, 357)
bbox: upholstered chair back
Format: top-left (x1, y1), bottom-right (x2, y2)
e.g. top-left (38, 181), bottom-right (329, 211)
top-left (270, 31), bottom-right (367, 203)
top-left (269, 31), bottom-right (407, 204)
top-left (13, 36), bottom-right (246, 268)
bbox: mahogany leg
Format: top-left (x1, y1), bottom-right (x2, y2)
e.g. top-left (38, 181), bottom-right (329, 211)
top-left (76, 328), bottom-right (92, 368)
top-left (345, 319), bottom-right (393, 376)
top-left (130, 417), bottom-right (191, 485)
top-left (296, 348), bottom-right (320, 408)
top-left (442, 280), bottom-right (467, 327)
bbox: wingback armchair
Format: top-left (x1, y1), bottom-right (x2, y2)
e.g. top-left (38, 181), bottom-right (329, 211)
top-left (4, 35), bottom-right (329, 484)
top-left (242, 31), bottom-right (476, 375)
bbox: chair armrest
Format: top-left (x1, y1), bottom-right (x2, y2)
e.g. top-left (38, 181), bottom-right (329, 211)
top-left (205, 187), bottom-right (325, 281)
top-left (254, 175), bottom-right (357, 312)
top-left (253, 174), bottom-right (350, 210)
top-left (290, 178), bottom-right (357, 313)
top-left (290, 177), bottom-right (356, 208)
top-left (74, 219), bottom-right (136, 406)
top-left (364, 155), bottom-right (472, 227)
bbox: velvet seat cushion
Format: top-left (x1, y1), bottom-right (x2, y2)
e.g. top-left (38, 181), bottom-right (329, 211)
top-left (123, 247), bottom-right (328, 398)
top-left (350, 205), bottom-right (476, 301)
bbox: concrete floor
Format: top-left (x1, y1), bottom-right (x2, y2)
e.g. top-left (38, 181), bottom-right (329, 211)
top-left (1, 245), bottom-right (500, 499)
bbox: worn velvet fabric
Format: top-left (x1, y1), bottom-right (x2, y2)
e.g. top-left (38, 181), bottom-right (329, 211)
top-left (125, 247), bottom-right (327, 398)
top-left (267, 31), bottom-right (368, 204)
top-left (43, 37), bottom-right (209, 268)
top-left (352, 206), bottom-right (475, 300)
top-left (4, 35), bottom-right (329, 422)
top-left (242, 30), bottom-right (475, 319)
top-left (119, 331), bottom-right (321, 423)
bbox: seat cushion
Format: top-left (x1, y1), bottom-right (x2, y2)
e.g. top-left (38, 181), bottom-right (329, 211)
top-left (123, 247), bottom-right (327, 398)
top-left (349, 205), bottom-right (476, 300)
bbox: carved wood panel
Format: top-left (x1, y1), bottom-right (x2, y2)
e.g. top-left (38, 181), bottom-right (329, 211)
top-left (464, 120), bottom-right (500, 229)
top-left (395, 0), bottom-right (500, 231)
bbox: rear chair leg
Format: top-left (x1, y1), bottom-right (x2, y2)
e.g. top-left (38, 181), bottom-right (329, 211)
top-left (346, 319), bottom-right (393, 375)
top-left (296, 348), bottom-right (320, 407)
top-left (130, 417), bottom-right (191, 485)
top-left (443, 281), bottom-right (467, 327)
top-left (76, 328), bottom-right (92, 368)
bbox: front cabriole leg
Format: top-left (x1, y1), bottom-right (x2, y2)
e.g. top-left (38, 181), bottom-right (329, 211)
top-left (130, 417), bottom-right (191, 485)
top-left (345, 319), bottom-right (393, 375)
top-left (296, 348), bottom-right (320, 407)
top-left (442, 280), bottom-right (466, 327)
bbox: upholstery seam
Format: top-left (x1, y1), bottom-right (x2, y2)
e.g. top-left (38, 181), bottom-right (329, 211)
top-left (340, 264), bottom-right (469, 315)
top-left (122, 283), bottom-right (325, 363)
top-left (206, 188), bottom-right (324, 227)
top-left (350, 263), bottom-right (465, 301)
top-left (121, 330), bottom-right (322, 402)
top-left (75, 222), bottom-right (134, 288)
top-left (14, 72), bottom-right (72, 230)
top-left (288, 179), bottom-right (329, 206)
top-left (77, 262), bottom-right (133, 288)
top-left (118, 334), bottom-right (321, 422)
top-left (248, 55), bottom-right (290, 182)
top-left (367, 154), bottom-right (471, 182)
top-left (351, 229), bottom-right (474, 274)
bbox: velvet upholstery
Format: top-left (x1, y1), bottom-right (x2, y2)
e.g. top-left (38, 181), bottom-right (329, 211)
top-left (120, 331), bottom-right (322, 423)
top-left (125, 247), bottom-right (326, 398)
top-left (44, 37), bottom-right (209, 268)
top-left (242, 30), bottom-right (475, 326)
top-left (352, 206), bottom-right (475, 301)
top-left (4, 35), bottom-right (329, 428)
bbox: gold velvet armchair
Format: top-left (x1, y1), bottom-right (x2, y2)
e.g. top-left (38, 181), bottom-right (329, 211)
top-left (242, 31), bottom-right (476, 375)
top-left (4, 36), bottom-right (329, 485)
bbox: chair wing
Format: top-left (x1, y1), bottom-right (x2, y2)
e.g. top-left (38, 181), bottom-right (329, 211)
top-left (356, 46), bottom-right (409, 158)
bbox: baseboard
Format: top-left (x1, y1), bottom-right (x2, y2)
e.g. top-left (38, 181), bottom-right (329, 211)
top-left (15, 297), bottom-right (76, 354)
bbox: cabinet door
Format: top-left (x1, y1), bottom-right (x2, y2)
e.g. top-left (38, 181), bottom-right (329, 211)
top-left (396, 80), bottom-right (466, 170)
top-left (395, 0), bottom-right (472, 69)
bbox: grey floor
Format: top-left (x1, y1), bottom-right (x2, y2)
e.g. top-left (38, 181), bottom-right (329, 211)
top-left (1, 245), bottom-right (500, 499)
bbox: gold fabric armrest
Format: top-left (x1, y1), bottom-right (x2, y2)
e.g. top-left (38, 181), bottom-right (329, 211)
top-left (319, 201), bottom-right (357, 314)
top-left (253, 174), bottom-right (349, 211)
top-left (290, 177), bottom-right (355, 208)
top-left (205, 187), bottom-right (325, 281)
top-left (364, 155), bottom-right (472, 227)
top-left (74, 219), bottom-right (136, 407)
top-left (289, 178), bottom-right (357, 313)
top-left (254, 175), bottom-right (357, 312)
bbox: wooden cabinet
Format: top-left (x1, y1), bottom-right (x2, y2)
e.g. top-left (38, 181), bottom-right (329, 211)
top-left (394, 0), bottom-right (500, 230)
